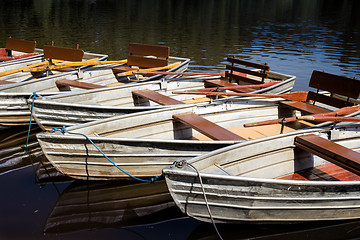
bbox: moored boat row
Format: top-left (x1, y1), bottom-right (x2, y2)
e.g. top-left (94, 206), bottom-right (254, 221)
top-left (2, 37), bottom-right (360, 227)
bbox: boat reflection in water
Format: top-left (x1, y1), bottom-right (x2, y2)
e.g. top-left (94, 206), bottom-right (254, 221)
top-left (0, 125), bottom-right (42, 175)
top-left (188, 220), bottom-right (360, 240)
top-left (44, 179), bottom-right (186, 235)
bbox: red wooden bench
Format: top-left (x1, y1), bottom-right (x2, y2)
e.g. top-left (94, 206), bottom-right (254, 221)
top-left (295, 134), bottom-right (360, 176)
top-left (0, 37), bottom-right (38, 61)
top-left (43, 44), bottom-right (84, 62)
top-left (225, 57), bottom-right (270, 85)
top-left (280, 71), bottom-right (360, 115)
top-left (132, 89), bottom-right (184, 105)
top-left (112, 43), bottom-right (170, 74)
top-left (55, 79), bottom-right (105, 91)
top-left (173, 112), bottom-right (245, 141)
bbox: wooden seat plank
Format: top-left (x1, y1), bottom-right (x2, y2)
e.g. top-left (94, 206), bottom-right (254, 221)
top-left (295, 134), bottom-right (360, 176)
top-left (204, 79), bottom-right (255, 93)
top-left (6, 37), bottom-right (36, 53)
top-left (225, 71), bottom-right (263, 85)
top-left (43, 45), bottom-right (84, 62)
top-left (306, 91), bottom-right (355, 108)
top-left (127, 55), bottom-right (168, 68)
top-left (226, 57), bottom-right (270, 71)
top-left (280, 101), bottom-right (332, 115)
top-left (55, 79), bottom-right (104, 90)
top-left (317, 163), bottom-right (360, 181)
top-left (309, 71), bottom-right (360, 99)
top-left (173, 112), bottom-right (245, 141)
top-left (226, 65), bottom-right (268, 79)
top-left (113, 43), bottom-right (170, 74)
top-left (128, 43), bottom-right (170, 58)
top-left (132, 89), bottom-right (184, 105)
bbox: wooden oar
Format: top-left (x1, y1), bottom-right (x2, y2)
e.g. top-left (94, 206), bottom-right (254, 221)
top-left (194, 81), bottom-right (281, 92)
top-left (0, 60), bottom-right (52, 77)
top-left (133, 70), bottom-right (227, 77)
top-left (116, 61), bottom-right (182, 77)
top-left (297, 116), bottom-right (360, 122)
top-left (25, 59), bottom-right (127, 72)
top-left (172, 90), bottom-right (309, 102)
top-left (244, 105), bottom-right (360, 127)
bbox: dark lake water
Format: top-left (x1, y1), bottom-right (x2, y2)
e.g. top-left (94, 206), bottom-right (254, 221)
top-left (1, 0), bottom-right (360, 239)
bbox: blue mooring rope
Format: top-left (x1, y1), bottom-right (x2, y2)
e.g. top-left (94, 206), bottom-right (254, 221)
top-left (51, 126), bottom-right (163, 183)
top-left (25, 92), bottom-right (37, 152)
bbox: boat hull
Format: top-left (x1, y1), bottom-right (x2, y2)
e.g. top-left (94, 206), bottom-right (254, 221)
top-left (30, 70), bottom-right (295, 130)
top-left (163, 127), bottom-right (360, 223)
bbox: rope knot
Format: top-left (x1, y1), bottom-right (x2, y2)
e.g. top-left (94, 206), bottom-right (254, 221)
top-left (172, 160), bottom-right (187, 168)
top-left (31, 92), bottom-right (37, 100)
top-left (51, 126), bottom-right (67, 134)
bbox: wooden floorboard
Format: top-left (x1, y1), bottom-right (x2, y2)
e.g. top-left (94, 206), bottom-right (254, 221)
top-left (279, 163), bottom-right (360, 181)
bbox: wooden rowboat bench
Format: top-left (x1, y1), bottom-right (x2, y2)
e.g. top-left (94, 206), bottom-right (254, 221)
top-left (280, 71), bottom-right (360, 115)
top-left (204, 57), bottom-right (271, 93)
top-left (112, 43), bottom-right (170, 75)
top-left (173, 112), bottom-right (245, 141)
top-left (132, 89), bottom-right (184, 105)
top-left (132, 89), bottom-right (246, 140)
top-left (295, 134), bottom-right (360, 176)
top-left (0, 37), bottom-right (38, 61)
top-left (55, 79), bottom-right (105, 90)
top-left (280, 134), bottom-right (360, 181)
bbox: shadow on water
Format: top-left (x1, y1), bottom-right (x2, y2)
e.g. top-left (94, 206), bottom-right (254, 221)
top-left (0, 125), bottom-right (42, 176)
top-left (188, 220), bottom-right (360, 240)
top-left (43, 180), bottom-right (185, 235)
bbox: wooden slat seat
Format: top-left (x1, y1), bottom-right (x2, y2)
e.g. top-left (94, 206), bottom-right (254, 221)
top-left (5, 37), bottom-right (37, 55)
top-left (173, 112), bottom-right (245, 141)
top-left (132, 89), bottom-right (184, 105)
top-left (55, 79), bottom-right (105, 91)
top-left (113, 43), bottom-right (170, 74)
top-left (0, 37), bottom-right (38, 61)
top-left (295, 134), bottom-right (360, 176)
top-left (280, 101), bottom-right (332, 115)
top-left (225, 57), bottom-right (270, 84)
top-left (280, 70), bottom-right (360, 116)
top-left (43, 45), bottom-right (84, 62)
top-left (205, 79), bottom-right (255, 93)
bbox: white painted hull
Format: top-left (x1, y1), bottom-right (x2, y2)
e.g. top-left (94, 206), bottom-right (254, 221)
top-left (0, 56), bottom-right (190, 126)
top-left (37, 98), bottom-right (301, 180)
top-left (163, 126), bottom-right (360, 223)
top-left (30, 70), bottom-right (295, 130)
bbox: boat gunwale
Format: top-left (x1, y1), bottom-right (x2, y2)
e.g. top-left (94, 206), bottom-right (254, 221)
top-left (162, 126), bottom-right (360, 185)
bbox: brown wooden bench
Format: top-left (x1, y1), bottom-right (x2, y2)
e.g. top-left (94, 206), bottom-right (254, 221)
top-left (132, 89), bottom-right (184, 105)
top-left (295, 134), bottom-right (360, 176)
top-left (4, 37), bottom-right (37, 55)
top-left (55, 79), bottom-right (105, 91)
top-left (173, 112), bottom-right (245, 141)
top-left (204, 79), bottom-right (255, 93)
top-left (280, 71), bottom-right (360, 115)
top-left (112, 43), bottom-right (170, 74)
top-left (225, 57), bottom-right (270, 85)
top-left (0, 37), bottom-right (38, 61)
top-left (43, 44), bottom-right (84, 62)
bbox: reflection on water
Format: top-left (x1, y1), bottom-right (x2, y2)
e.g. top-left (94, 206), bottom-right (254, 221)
top-left (188, 220), bottom-right (360, 240)
top-left (0, 0), bottom-right (360, 239)
top-left (0, 126), bottom-right (42, 175)
top-left (0, 0), bottom-right (359, 91)
top-left (44, 180), bottom-right (185, 235)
